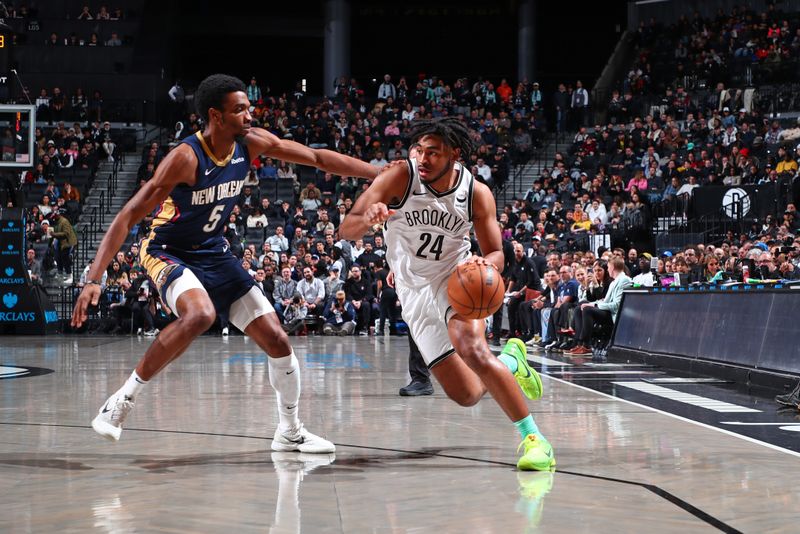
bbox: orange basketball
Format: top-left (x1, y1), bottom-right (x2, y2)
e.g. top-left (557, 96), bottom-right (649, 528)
top-left (447, 262), bottom-right (505, 320)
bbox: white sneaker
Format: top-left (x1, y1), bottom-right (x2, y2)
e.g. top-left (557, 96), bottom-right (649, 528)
top-left (222, 327), bottom-right (229, 337)
top-left (525, 335), bottom-right (541, 346)
top-left (92, 392), bottom-right (135, 441)
top-left (272, 423), bottom-right (335, 453)
top-left (136, 328), bottom-right (143, 336)
top-left (143, 329), bottom-right (157, 337)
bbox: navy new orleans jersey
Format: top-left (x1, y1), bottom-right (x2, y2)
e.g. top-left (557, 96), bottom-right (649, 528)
top-left (148, 131), bottom-right (250, 251)
top-left (139, 131), bottom-right (256, 315)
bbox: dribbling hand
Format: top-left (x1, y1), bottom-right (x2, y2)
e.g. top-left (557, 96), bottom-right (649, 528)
top-left (364, 202), bottom-right (396, 226)
top-left (71, 283), bottom-right (101, 328)
top-left (464, 256), bottom-right (491, 267)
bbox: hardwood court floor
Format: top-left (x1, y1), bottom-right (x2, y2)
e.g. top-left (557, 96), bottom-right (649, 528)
top-left (1, 334), bottom-right (799, 533)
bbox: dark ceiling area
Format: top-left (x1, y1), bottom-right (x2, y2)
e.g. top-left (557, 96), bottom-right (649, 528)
top-left (157, 0), bottom-right (626, 95)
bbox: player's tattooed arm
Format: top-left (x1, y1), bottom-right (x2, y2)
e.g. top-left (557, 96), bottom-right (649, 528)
top-left (243, 127), bottom-right (380, 180)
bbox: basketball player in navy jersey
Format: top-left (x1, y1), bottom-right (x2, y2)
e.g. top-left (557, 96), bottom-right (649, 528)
top-left (340, 118), bottom-right (555, 470)
top-left (71, 74), bottom-right (379, 452)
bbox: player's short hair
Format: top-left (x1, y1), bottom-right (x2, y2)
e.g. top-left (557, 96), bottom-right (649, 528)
top-left (408, 117), bottom-right (477, 158)
top-left (195, 74), bottom-right (246, 122)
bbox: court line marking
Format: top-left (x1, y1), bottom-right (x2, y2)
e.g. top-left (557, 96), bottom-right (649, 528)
top-left (719, 421), bottom-right (800, 426)
top-left (0, 421), bottom-right (741, 533)
top-left (551, 371), bottom-right (660, 375)
top-left (612, 381), bottom-right (761, 413)
top-left (543, 374), bottom-right (800, 459)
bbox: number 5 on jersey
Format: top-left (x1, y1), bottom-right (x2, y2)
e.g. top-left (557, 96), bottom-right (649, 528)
top-left (203, 204), bottom-right (225, 233)
top-left (416, 232), bottom-right (444, 260)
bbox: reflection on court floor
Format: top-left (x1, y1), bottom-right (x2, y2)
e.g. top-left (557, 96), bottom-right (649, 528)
top-left (1, 335), bottom-right (798, 533)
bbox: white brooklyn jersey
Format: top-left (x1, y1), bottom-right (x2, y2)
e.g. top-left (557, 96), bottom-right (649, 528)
top-left (384, 158), bottom-right (474, 288)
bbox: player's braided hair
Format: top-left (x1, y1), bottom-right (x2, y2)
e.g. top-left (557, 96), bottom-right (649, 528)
top-left (408, 117), bottom-right (477, 158)
top-left (195, 74), bottom-right (246, 123)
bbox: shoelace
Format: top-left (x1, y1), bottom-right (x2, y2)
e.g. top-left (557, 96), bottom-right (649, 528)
top-left (111, 397), bottom-right (134, 425)
top-left (283, 423), bottom-right (306, 440)
top-left (516, 434), bottom-right (538, 453)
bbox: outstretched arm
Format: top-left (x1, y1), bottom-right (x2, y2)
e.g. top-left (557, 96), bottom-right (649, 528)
top-left (71, 145), bottom-right (197, 327)
top-left (338, 162), bottom-right (410, 240)
top-left (244, 127), bottom-right (379, 180)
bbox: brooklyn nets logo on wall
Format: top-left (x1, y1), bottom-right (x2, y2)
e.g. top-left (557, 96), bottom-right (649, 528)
top-left (722, 188), bottom-right (751, 219)
top-left (0, 365), bottom-right (54, 380)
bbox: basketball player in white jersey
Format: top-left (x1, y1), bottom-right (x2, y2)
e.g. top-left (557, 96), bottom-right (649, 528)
top-left (340, 118), bottom-right (555, 470)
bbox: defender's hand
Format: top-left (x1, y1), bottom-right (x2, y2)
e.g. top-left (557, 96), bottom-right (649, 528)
top-left (71, 283), bottom-right (101, 328)
top-left (364, 202), bottom-right (395, 226)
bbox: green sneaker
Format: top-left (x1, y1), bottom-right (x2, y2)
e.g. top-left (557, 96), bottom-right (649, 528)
top-left (502, 338), bottom-right (543, 400)
top-left (517, 434), bottom-right (556, 471)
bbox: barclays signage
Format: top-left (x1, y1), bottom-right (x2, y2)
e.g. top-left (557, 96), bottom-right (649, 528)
top-left (0, 291), bottom-right (35, 322)
top-left (1, 243), bottom-right (18, 256)
top-left (1, 221), bottom-right (20, 233)
top-left (0, 266), bottom-right (25, 285)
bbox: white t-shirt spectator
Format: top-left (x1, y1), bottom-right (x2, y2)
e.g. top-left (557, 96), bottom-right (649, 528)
top-left (676, 182), bottom-right (699, 197)
top-left (586, 203), bottom-right (608, 225)
top-left (370, 156), bottom-right (389, 169)
top-left (475, 162), bottom-right (492, 182)
top-left (266, 233), bottom-right (288, 253)
top-left (246, 213), bottom-right (268, 228)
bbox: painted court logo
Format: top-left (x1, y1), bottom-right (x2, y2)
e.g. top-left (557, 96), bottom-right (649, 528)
top-left (0, 365), bottom-right (54, 380)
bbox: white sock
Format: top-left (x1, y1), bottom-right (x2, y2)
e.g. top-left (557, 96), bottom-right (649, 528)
top-left (118, 370), bottom-right (148, 400)
top-left (268, 351), bottom-right (301, 432)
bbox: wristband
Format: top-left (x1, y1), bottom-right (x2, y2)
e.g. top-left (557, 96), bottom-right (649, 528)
top-left (85, 279), bottom-right (102, 286)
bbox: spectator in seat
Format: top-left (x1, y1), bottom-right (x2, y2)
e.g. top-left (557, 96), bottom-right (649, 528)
top-left (545, 265), bottom-right (580, 351)
top-left (281, 295), bottom-right (307, 335)
top-left (523, 269), bottom-right (559, 347)
top-left (272, 267), bottom-right (297, 322)
top-left (296, 266), bottom-right (325, 316)
top-left (56, 146), bottom-right (74, 169)
top-left (315, 209), bottom-right (334, 237)
top-left (246, 207), bottom-right (267, 238)
top-left (755, 252), bottom-right (781, 279)
top-left (512, 127), bottom-right (533, 164)
top-left (323, 290), bottom-right (356, 336)
top-left (238, 185), bottom-right (260, 214)
top-left (77, 5), bottom-right (93, 20)
top-left (473, 157), bottom-right (492, 187)
top-left (26, 248), bottom-right (43, 284)
top-left (258, 157), bottom-right (278, 180)
top-left (266, 225), bottom-right (289, 255)
top-left (61, 182), bottom-right (80, 202)
top-left (568, 257), bottom-right (632, 355)
top-left (106, 32), bottom-right (122, 47)
top-left (344, 265), bottom-right (374, 335)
